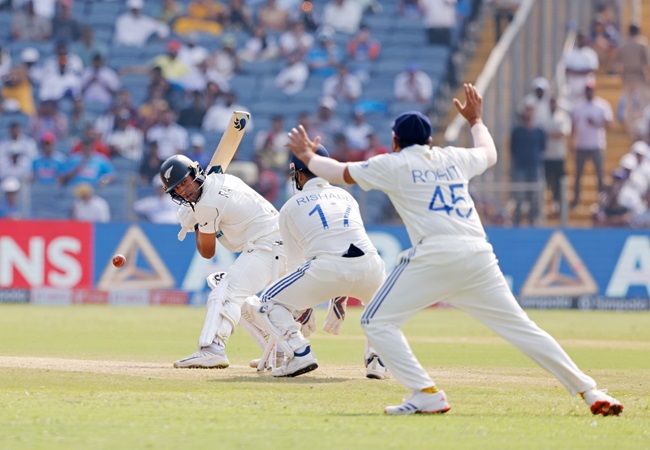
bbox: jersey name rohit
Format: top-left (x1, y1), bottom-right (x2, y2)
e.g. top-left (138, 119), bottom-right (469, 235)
top-left (411, 165), bottom-right (461, 183)
top-left (294, 191), bottom-right (353, 205)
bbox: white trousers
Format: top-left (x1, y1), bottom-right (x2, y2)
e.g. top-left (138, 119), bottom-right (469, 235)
top-left (361, 239), bottom-right (596, 396)
top-left (262, 252), bottom-right (385, 311)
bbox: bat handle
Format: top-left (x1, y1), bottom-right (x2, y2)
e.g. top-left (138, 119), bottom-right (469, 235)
top-left (178, 228), bottom-right (188, 241)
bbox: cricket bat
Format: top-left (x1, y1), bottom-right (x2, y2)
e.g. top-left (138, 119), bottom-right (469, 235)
top-left (205, 110), bottom-right (251, 175)
top-left (178, 110), bottom-right (251, 241)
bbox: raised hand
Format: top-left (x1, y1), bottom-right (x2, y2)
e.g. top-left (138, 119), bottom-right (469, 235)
top-left (286, 125), bottom-right (321, 164)
top-left (453, 83), bottom-right (483, 127)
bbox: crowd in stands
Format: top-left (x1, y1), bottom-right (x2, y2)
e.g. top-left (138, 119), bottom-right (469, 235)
top-left (474, 0), bottom-right (649, 228)
top-left (0, 0), bottom-right (484, 224)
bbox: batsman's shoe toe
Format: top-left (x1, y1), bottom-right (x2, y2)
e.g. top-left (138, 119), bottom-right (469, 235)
top-left (365, 355), bottom-right (390, 380)
top-left (272, 347), bottom-right (318, 377)
top-left (583, 389), bottom-right (623, 416)
top-left (384, 391), bottom-right (450, 415)
top-left (174, 347), bottom-right (229, 369)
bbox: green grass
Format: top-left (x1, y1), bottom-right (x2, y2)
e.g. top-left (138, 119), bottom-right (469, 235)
top-left (0, 306), bottom-right (648, 449)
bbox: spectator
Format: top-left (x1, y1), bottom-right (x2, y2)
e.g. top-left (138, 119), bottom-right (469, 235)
top-left (2, 65), bottom-right (36, 117)
top-left (107, 109), bottom-right (144, 162)
top-left (52, 0), bottom-right (82, 43)
top-left (178, 90), bottom-right (207, 129)
top-left (139, 140), bottom-right (164, 184)
top-left (71, 124), bottom-right (110, 158)
top-left (543, 97), bottom-right (571, 215)
top-left (510, 104), bottom-right (545, 225)
top-left (279, 20), bottom-right (314, 59)
top-left (157, 0), bottom-right (184, 26)
top-left (31, 132), bottom-right (64, 185)
top-left (614, 24), bottom-right (650, 136)
top-left (347, 23), bottom-right (381, 84)
top-left (80, 53), bottom-right (120, 107)
top-left (521, 77), bottom-right (551, 128)
top-left (490, 0), bottom-right (520, 42)
top-left (362, 132), bottom-right (390, 159)
top-left (68, 97), bottom-right (94, 137)
top-left (323, 63), bottom-right (362, 103)
top-left (173, 0), bottom-right (225, 36)
top-left (71, 182), bottom-right (110, 223)
top-left (253, 114), bottom-right (289, 171)
top-left (630, 187), bottom-right (650, 228)
top-left (180, 48), bottom-right (228, 94)
top-left (323, 0), bottom-right (363, 35)
top-left (212, 35), bottom-right (241, 81)
top-left (617, 141), bottom-right (650, 215)
top-left (0, 122), bottom-right (37, 162)
top-left (39, 43), bottom-right (83, 102)
top-left (138, 90), bottom-right (171, 134)
top-left (274, 50), bottom-right (309, 96)
top-left (153, 40), bottom-right (190, 84)
top-left (398, 0), bottom-right (423, 18)
top-left (564, 31), bottom-right (599, 101)
top-left (312, 96), bottom-right (343, 149)
top-left (238, 25), bottom-right (279, 62)
top-left (306, 27), bottom-right (341, 77)
top-left (592, 168), bottom-right (630, 227)
top-left (11, 0), bottom-right (51, 41)
top-left (114, 0), bottom-right (169, 48)
top-left (330, 132), bottom-right (364, 162)
top-left (0, 146), bottom-right (32, 183)
top-left (420, 0), bottom-right (457, 47)
top-left (570, 80), bottom-right (613, 208)
top-left (257, 0), bottom-right (289, 33)
top-left (394, 63), bottom-right (433, 104)
top-left (186, 133), bottom-right (211, 169)
top-left (589, 18), bottom-right (619, 73)
top-left (253, 154), bottom-right (280, 205)
top-left (344, 109), bottom-right (373, 150)
top-left (0, 177), bottom-right (23, 219)
top-left (72, 27), bottom-right (108, 68)
top-left (133, 176), bottom-right (177, 223)
top-left (177, 33), bottom-right (209, 68)
top-left (203, 91), bottom-right (251, 132)
top-left (20, 47), bottom-right (43, 87)
top-left (29, 100), bottom-right (68, 141)
top-left (224, 0), bottom-right (253, 33)
top-left (59, 136), bottom-right (115, 188)
top-left (146, 107), bottom-right (189, 159)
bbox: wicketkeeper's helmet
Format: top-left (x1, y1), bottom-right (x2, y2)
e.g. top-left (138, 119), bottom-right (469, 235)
top-left (289, 145), bottom-right (329, 191)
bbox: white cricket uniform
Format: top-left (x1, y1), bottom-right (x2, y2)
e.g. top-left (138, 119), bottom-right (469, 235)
top-left (195, 173), bottom-right (286, 307)
top-left (349, 136), bottom-right (596, 395)
top-left (262, 177), bottom-right (385, 312)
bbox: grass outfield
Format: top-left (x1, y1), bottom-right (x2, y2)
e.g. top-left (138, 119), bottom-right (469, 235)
top-left (0, 306), bottom-right (648, 450)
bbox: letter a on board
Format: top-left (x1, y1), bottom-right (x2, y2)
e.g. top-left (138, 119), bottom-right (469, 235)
top-left (521, 231), bottom-right (598, 297)
top-left (97, 225), bottom-right (175, 290)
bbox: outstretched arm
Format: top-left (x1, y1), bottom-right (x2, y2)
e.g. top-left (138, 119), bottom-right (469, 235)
top-left (286, 125), bottom-right (356, 185)
top-left (453, 83), bottom-right (498, 167)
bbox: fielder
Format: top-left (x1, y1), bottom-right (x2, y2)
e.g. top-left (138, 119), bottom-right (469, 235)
top-left (159, 154), bottom-right (287, 369)
top-left (285, 83), bottom-right (624, 416)
top-left (246, 147), bottom-right (387, 378)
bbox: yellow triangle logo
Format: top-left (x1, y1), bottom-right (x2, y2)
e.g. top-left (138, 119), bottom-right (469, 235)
top-left (521, 231), bottom-right (598, 297)
top-left (97, 225), bottom-right (175, 290)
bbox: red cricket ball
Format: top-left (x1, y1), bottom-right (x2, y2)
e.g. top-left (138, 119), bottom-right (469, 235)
top-left (112, 254), bottom-right (126, 268)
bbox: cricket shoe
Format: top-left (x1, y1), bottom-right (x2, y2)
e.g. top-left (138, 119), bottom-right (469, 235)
top-left (582, 389), bottom-right (624, 416)
top-left (384, 391), bottom-right (450, 415)
top-left (365, 355), bottom-right (390, 380)
top-left (174, 347), bottom-right (229, 369)
top-left (272, 347), bottom-right (318, 377)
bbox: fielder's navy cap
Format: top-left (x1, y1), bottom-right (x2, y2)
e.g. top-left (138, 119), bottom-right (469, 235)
top-left (392, 111), bottom-right (432, 147)
top-left (290, 145), bottom-right (329, 172)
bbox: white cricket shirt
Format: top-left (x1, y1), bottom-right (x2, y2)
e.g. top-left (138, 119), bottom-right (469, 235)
top-left (194, 173), bottom-right (280, 253)
top-left (348, 145), bottom-right (489, 246)
top-left (280, 177), bottom-right (376, 269)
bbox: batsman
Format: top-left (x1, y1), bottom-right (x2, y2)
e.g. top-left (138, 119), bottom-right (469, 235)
top-left (159, 111), bottom-right (289, 368)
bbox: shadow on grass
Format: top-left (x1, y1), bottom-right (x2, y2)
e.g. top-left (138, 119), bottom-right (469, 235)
top-left (208, 376), bottom-right (351, 384)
